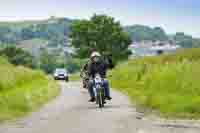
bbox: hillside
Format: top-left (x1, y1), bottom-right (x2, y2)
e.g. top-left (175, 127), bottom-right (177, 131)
top-left (0, 57), bottom-right (59, 121)
top-left (0, 17), bottom-right (72, 31)
top-left (0, 18), bottom-right (199, 50)
top-left (17, 38), bottom-right (48, 56)
top-left (172, 32), bottom-right (200, 48)
top-left (0, 17), bottom-right (72, 46)
top-left (110, 48), bottom-right (200, 118)
top-left (124, 25), bottom-right (168, 42)
top-left (125, 25), bottom-right (200, 48)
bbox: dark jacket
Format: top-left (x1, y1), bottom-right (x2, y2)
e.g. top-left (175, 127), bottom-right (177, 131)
top-left (88, 59), bottom-right (108, 78)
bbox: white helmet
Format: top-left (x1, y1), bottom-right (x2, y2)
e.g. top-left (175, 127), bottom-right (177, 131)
top-left (90, 52), bottom-right (101, 58)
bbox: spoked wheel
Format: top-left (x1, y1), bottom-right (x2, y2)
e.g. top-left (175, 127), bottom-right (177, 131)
top-left (97, 89), bottom-right (105, 108)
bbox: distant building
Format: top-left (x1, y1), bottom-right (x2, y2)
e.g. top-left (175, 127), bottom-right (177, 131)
top-left (129, 41), bottom-right (180, 57)
top-left (63, 46), bottom-right (75, 55)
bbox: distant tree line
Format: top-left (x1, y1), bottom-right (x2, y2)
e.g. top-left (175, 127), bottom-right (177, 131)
top-left (0, 46), bottom-right (34, 68)
top-left (0, 46), bottom-right (82, 74)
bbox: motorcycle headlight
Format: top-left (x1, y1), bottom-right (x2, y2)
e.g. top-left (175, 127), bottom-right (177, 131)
top-left (96, 84), bottom-right (101, 88)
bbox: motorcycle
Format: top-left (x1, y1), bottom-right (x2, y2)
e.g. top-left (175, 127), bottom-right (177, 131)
top-left (93, 74), bottom-right (106, 108)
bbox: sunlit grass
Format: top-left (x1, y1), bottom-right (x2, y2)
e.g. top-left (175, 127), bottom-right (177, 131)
top-left (70, 73), bottom-right (81, 81)
top-left (0, 57), bottom-right (59, 122)
top-left (110, 48), bottom-right (200, 118)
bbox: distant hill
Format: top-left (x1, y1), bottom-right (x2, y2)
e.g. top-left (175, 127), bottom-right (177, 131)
top-left (0, 17), bottom-right (72, 30)
top-left (124, 25), bottom-right (168, 42)
top-left (0, 17), bottom-right (73, 46)
top-left (0, 17), bottom-right (200, 51)
top-left (17, 38), bottom-right (48, 56)
top-left (0, 17), bottom-right (74, 57)
top-left (125, 25), bottom-right (200, 48)
top-left (171, 32), bottom-right (200, 48)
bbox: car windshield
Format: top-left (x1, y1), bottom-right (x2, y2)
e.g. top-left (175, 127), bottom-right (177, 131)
top-left (55, 69), bottom-right (67, 74)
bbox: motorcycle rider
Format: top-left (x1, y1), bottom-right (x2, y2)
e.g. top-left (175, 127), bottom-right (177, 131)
top-left (80, 60), bottom-right (90, 88)
top-left (80, 48), bottom-right (97, 89)
top-left (87, 51), bottom-right (112, 102)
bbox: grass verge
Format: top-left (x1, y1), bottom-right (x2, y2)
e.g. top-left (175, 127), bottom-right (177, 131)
top-left (110, 48), bottom-right (200, 119)
top-left (70, 73), bottom-right (81, 81)
top-left (0, 57), bottom-right (59, 122)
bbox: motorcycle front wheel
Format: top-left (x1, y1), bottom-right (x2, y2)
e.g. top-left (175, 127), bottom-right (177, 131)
top-left (97, 89), bottom-right (104, 108)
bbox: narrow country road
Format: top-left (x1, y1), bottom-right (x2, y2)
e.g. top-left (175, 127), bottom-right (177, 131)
top-left (0, 81), bottom-right (200, 133)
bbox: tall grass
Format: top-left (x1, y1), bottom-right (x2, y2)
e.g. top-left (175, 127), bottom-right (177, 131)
top-left (110, 48), bottom-right (200, 118)
top-left (0, 57), bottom-right (59, 122)
top-left (70, 73), bottom-right (81, 81)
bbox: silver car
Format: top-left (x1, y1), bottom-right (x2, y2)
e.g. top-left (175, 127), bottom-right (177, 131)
top-left (53, 68), bottom-right (69, 81)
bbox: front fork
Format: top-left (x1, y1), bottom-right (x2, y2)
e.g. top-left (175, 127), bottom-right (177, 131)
top-left (95, 87), bottom-right (105, 104)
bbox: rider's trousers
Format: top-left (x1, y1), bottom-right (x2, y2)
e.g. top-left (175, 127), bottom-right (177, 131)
top-left (88, 79), bottom-right (110, 98)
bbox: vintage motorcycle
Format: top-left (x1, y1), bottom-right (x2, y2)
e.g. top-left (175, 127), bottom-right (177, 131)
top-left (93, 74), bottom-right (106, 108)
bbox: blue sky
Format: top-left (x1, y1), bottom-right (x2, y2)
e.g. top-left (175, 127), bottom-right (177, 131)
top-left (0, 0), bottom-right (199, 37)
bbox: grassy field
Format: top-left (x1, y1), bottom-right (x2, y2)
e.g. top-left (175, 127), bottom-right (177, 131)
top-left (110, 48), bottom-right (200, 118)
top-left (0, 57), bottom-right (59, 122)
top-left (69, 73), bottom-right (81, 81)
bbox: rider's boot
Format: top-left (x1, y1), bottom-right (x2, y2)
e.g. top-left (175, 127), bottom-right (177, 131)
top-left (88, 97), bottom-right (95, 102)
top-left (105, 96), bottom-right (112, 100)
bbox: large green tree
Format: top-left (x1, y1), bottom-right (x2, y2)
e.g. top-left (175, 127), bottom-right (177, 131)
top-left (70, 14), bottom-right (132, 63)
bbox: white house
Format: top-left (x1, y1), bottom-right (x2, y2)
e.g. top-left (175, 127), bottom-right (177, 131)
top-left (129, 41), bottom-right (181, 57)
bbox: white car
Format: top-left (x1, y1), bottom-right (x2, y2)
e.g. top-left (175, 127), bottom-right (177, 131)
top-left (53, 68), bottom-right (69, 81)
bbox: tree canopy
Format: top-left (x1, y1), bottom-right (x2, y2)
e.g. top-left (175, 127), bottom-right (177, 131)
top-left (70, 14), bottom-right (132, 63)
